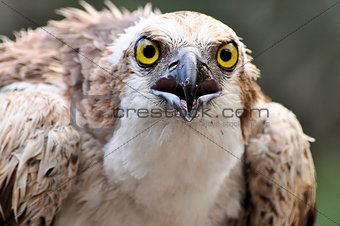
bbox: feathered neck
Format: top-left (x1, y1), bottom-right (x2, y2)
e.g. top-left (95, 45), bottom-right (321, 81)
top-left (101, 92), bottom-right (245, 226)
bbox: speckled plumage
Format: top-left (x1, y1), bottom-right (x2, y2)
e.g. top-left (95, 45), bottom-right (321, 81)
top-left (0, 91), bottom-right (80, 225)
top-left (0, 2), bottom-right (316, 226)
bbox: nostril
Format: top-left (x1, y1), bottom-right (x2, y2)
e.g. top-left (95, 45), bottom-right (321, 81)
top-left (201, 62), bottom-right (209, 71)
top-left (168, 60), bottom-right (179, 71)
top-left (165, 74), bottom-right (174, 79)
top-left (200, 62), bottom-right (212, 79)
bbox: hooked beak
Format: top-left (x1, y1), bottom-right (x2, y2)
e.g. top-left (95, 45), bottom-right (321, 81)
top-left (151, 48), bottom-right (222, 121)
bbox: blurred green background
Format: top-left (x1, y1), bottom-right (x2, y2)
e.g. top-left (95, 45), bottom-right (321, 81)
top-left (1, 0), bottom-right (339, 225)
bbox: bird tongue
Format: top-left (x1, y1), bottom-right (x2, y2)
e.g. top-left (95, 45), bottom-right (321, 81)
top-left (180, 99), bottom-right (197, 111)
top-left (175, 99), bottom-right (198, 120)
top-left (180, 99), bottom-right (187, 110)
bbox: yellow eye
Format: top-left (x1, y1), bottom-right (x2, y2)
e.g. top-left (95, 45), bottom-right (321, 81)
top-left (135, 38), bottom-right (160, 66)
top-left (216, 42), bottom-right (238, 70)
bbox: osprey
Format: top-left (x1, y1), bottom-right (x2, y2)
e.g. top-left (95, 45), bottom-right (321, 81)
top-left (0, 2), bottom-right (316, 226)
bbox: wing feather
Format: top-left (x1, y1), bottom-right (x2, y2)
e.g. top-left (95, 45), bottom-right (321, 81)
top-left (0, 90), bottom-right (80, 226)
top-left (241, 101), bottom-right (316, 226)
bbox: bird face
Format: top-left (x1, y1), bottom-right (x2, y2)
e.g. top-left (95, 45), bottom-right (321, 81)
top-left (108, 11), bottom-right (259, 122)
top-left (149, 43), bottom-right (224, 122)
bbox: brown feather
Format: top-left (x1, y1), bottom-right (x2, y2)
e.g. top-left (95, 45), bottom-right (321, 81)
top-left (0, 3), bottom-right (158, 225)
top-left (0, 91), bottom-right (80, 225)
top-left (0, 2), bottom-right (316, 226)
top-left (230, 101), bottom-right (316, 226)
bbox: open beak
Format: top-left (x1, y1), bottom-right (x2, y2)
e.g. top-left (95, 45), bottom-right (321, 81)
top-left (151, 48), bottom-right (222, 121)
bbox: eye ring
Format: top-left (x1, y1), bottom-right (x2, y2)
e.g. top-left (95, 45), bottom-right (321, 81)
top-left (216, 42), bottom-right (239, 71)
top-left (135, 37), bottom-right (160, 67)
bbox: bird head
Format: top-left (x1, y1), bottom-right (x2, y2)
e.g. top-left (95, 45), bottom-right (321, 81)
top-left (86, 11), bottom-right (260, 128)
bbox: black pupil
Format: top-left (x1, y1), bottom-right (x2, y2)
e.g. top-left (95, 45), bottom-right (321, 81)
top-left (143, 45), bottom-right (156, 58)
top-left (220, 48), bottom-right (232, 61)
